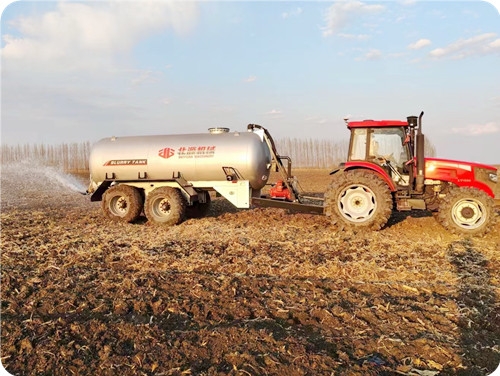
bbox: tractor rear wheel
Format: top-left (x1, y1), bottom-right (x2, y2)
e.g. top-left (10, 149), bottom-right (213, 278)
top-left (324, 170), bottom-right (393, 231)
top-left (436, 187), bottom-right (494, 236)
top-left (145, 187), bottom-right (186, 225)
top-left (102, 185), bottom-right (143, 223)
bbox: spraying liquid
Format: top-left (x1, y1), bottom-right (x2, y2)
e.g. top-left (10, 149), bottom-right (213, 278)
top-left (1, 161), bottom-right (90, 210)
top-left (42, 166), bottom-right (88, 194)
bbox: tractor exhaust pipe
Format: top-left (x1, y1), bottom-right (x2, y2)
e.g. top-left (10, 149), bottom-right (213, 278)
top-left (415, 111), bottom-right (425, 193)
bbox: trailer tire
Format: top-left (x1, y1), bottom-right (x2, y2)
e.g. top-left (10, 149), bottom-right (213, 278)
top-left (102, 185), bottom-right (143, 223)
top-left (145, 187), bottom-right (186, 225)
top-left (324, 170), bottom-right (393, 231)
top-left (436, 187), bottom-right (494, 236)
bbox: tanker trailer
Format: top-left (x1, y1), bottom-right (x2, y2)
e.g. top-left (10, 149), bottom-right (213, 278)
top-left (88, 125), bottom-right (279, 225)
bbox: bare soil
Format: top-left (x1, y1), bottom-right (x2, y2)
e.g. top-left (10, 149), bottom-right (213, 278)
top-left (1, 164), bottom-right (499, 375)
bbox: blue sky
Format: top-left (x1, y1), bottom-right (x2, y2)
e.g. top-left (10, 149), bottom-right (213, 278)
top-left (1, 0), bottom-right (499, 164)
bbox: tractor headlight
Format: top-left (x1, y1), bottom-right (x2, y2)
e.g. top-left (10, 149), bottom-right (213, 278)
top-left (489, 172), bottom-right (498, 183)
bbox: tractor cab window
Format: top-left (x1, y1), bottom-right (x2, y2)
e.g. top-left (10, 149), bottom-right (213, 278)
top-left (349, 128), bottom-right (368, 161)
top-left (368, 128), bottom-right (408, 167)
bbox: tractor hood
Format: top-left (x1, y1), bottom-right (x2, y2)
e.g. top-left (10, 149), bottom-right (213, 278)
top-left (425, 157), bottom-right (497, 197)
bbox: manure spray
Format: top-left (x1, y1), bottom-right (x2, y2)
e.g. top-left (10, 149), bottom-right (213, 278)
top-left (1, 161), bottom-right (88, 200)
top-left (42, 166), bottom-right (88, 194)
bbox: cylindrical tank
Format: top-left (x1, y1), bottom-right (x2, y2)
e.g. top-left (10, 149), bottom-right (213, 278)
top-left (89, 129), bottom-right (272, 190)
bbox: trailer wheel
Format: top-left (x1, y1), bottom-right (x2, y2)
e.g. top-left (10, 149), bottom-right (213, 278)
top-left (324, 170), bottom-right (393, 231)
top-left (145, 187), bottom-right (186, 225)
top-left (436, 187), bottom-right (494, 236)
top-left (102, 185), bottom-right (143, 223)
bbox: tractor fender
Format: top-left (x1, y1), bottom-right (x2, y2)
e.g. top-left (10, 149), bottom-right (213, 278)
top-left (329, 162), bottom-right (346, 176)
top-left (340, 161), bottom-right (397, 192)
top-left (329, 167), bottom-right (343, 176)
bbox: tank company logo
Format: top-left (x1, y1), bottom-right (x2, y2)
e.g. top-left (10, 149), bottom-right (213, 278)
top-left (158, 146), bottom-right (216, 159)
top-left (104, 159), bottom-right (147, 166)
top-left (158, 147), bottom-right (175, 159)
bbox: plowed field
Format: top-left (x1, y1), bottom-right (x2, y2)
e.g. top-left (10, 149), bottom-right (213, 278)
top-left (1, 164), bottom-right (499, 375)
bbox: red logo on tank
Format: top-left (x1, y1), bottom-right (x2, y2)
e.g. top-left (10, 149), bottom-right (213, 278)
top-left (158, 147), bottom-right (175, 159)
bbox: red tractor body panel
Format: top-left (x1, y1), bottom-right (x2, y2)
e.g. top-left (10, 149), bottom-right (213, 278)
top-left (344, 161), bottom-right (397, 191)
top-left (425, 157), bottom-right (496, 197)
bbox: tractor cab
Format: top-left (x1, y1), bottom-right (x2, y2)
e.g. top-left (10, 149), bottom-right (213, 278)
top-left (346, 120), bottom-right (412, 186)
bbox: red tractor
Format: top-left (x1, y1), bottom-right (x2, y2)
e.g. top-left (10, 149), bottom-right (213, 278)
top-left (323, 112), bottom-right (497, 235)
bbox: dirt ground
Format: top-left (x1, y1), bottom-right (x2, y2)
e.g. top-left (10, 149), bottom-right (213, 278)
top-left (1, 164), bottom-right (499, 375)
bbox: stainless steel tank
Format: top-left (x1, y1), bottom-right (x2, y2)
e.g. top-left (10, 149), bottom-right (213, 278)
top-left (89, 129), bottom-right (272, 190)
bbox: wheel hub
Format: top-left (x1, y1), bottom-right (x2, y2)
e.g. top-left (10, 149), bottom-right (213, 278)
top-left (452, 199), bottom-right (484, 229)
top-left (153, 198), bottom-right (172, 216)
top-left (159, 199), bottom-right (171, 214)
top-left (460, 206), bottom-right (475, 219)
top-left (110, 196), bottom-right (128, 216)
top-left (117, 197), bottom-right (127, 211)
top-left (339, 185), bottom-right (376, 222)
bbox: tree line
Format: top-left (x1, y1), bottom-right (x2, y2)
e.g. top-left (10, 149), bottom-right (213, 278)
top-left (275, 138), bottom-right (349, 169)
top-left (0, 142), bottom-right (91, 172)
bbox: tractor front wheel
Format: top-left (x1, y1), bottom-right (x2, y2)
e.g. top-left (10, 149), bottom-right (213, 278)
top-left (324, 170), bottom-right (393, 231)
top-left (436, 187), bottom-right (494, 236)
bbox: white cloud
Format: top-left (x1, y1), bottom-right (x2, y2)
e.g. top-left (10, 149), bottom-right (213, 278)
top-left (355, 48), bottom-right (382, 61)
top-left (408, 38), bottom-right (432, 50)
top-left (131, 70), bottom-right (161, 86)
top-left (322, 1), bottom-right (384, 37)
top-left (243, 76), bottom-right (257, 83)
top-left (0, 1), bottom-right (200, 144)
top-left (266, 109), bottom-right (284, 119)
top-left (399, 0), bottom-right (418, 6)
top-left (338, 33), bottom-right (370, 40)
top-left (452, 122), bottom-right (499, 136)
top-left (1, 1), bottom-right (199, 71)
top-left (282, 7), bottom-right (303, 19)
top-left (490, 38), bottom-right (500, 48)
top-left (429, 33), bottom-right (500, 59)
top-left (267, 109), bottom-right (282, 115)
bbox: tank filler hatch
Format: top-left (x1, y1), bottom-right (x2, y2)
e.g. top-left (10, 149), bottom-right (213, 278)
top-left (208, 127), bottom-right (230, 134)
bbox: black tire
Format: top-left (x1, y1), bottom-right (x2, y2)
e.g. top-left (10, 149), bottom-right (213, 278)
top-left (102, 185), bottom-right (143, 223)
top-left (144, 187), bottom-right (186, 225)
top-left (435, 187), bottom-right (494, 236)
top-left (324, 170), bottom-right (393, 231)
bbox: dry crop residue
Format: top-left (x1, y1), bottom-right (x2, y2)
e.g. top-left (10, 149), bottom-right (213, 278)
top-left (1, 165), bottom-right (499, 375)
